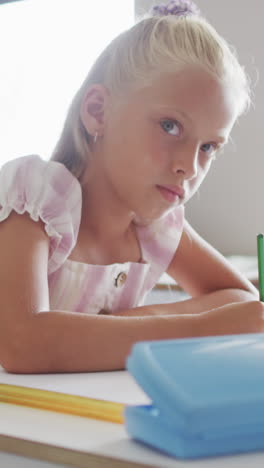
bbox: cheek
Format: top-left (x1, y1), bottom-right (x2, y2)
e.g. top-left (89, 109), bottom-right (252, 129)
top-left (199, 157), bottom-right (213, 176)
top-left (190, 160), bottom-right (212, 192)
top-left (147, 131), bottom-right (171, 166)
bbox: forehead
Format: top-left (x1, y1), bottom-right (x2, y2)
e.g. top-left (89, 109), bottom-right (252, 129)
top-left (123, 67), bottom-right (238, 136)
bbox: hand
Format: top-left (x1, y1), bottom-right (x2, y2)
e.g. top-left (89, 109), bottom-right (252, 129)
top-left (199, 300), bottom-right (264, 336)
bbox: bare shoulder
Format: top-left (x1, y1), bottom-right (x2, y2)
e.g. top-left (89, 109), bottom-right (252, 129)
top-left (167, 219), bottom-right (257, 296)
top-left (0, 212), bottom-right (50, 363)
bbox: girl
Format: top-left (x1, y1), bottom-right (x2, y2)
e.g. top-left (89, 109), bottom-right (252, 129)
top-left (0, 0), bottom-right (262, 374)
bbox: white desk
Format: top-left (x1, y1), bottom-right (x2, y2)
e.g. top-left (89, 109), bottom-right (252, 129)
top-left (3, 400), bottom-right (264, 468)
top-left (1, 364), bottom-right (264, 468)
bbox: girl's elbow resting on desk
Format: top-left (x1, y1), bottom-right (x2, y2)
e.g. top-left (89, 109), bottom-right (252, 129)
top-left (1, 294), bottom-right (263, 374)
top-left (0, 325), bottom-right (42, 374)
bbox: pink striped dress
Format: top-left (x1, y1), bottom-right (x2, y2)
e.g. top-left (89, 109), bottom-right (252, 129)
top-left (0, 155), bottom-right (184, 314)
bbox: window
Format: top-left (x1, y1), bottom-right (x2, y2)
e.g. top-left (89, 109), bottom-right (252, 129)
top-left (0, 0), bottom-right (134, 165)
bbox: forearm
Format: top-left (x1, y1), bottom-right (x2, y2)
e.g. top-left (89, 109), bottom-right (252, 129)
top-left (3, 310), bottom-right (202, 373)
top-left (2, 294), bottom-right (263, 374)
top-left (113, 287), bottom-right (258, 317)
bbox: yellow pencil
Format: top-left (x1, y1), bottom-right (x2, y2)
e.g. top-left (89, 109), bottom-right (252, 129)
top-left (0, 383), bottom-right (124, 424)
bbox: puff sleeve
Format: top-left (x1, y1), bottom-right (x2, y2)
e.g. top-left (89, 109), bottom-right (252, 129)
top-left (0, 155), bottom-right (82, 274)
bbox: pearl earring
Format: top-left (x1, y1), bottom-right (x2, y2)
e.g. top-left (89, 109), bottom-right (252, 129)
top-left (93, 132), bottom-right (98, 144)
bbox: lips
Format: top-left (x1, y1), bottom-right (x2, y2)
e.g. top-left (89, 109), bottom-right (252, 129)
top-left (156, 184), bottom-right (185, 203)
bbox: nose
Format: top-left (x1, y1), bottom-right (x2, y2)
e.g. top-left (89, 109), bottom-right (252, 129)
top-left (171, 143), bottom-right (199, 180)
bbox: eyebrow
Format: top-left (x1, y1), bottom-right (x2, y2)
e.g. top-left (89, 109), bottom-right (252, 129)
top-left (157, 107), bottom-right (190, 123)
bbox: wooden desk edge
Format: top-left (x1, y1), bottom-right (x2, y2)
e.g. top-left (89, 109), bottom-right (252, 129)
top-left (0, 434), bottom-right (151, 468)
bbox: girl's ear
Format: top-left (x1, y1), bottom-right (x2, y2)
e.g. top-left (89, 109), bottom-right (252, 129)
top-left (80, 84), bottom-right (110, 136)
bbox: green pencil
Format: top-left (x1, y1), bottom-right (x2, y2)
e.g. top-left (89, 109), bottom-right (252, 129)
top-left (257, 233), bottom-right (264, 301)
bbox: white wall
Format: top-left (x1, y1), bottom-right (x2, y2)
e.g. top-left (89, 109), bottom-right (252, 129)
top-left (135, 0), bottom-right (264, 255)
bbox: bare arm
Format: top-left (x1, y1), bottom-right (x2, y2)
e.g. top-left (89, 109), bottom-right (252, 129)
top-left (0, 213), bottom-right (262, 374)
top-left (114, 220), bottom-right (258, 317)
top-left (169, 219), bottom-right (259, 310)
top-left (167, 219), bottom-right (258, 299)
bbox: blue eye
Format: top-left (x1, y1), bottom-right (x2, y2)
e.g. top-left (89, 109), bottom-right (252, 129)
top-left (160, 119), bottom-right (181, 136)
top-left (200, 142), bottom-right (217, 157)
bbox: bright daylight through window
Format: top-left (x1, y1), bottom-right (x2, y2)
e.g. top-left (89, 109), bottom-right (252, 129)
top-left (0, 0), bottom-right (134, 165)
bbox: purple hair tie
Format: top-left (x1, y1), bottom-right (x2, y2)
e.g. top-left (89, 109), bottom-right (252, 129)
top-left (152, 0), bottom-right (201, 17)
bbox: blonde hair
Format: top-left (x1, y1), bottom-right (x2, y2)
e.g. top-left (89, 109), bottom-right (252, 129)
top-left (51, 12), bottom-right (251, 179)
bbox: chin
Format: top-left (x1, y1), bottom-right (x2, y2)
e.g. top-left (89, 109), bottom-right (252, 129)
top-left (134, 206), bottom-right (176, 226)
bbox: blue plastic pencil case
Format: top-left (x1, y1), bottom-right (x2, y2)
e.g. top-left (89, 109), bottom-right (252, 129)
top-left (125, 333), bottom-right (264, 459)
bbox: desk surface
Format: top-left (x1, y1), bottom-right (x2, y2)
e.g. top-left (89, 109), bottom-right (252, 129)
top-left (2, 398), bottom-right (264, 468)
top-left (2, 358), bottom-right (264, 468)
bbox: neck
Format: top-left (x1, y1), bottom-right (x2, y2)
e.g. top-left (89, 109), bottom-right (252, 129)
top-left (80, 176), bottom-right (135, 241)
